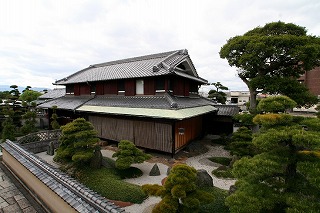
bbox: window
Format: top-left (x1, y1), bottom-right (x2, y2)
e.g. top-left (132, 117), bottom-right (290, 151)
top-left (136, 79), bottom-right (144, 95)
top-left (118, 80), bottom-right (125, 95)
top-left (66, 85), bottom-right (74, 95)
top-left (118, 80), bottom-right (125, 91)
top-left (156, 78), bottom-right (165, 91)
top-left (91, 83), bottom-right (96, 94)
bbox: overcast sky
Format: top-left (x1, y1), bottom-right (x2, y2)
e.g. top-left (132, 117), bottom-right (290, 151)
top-left (1, 0), bottom-right (319, 92)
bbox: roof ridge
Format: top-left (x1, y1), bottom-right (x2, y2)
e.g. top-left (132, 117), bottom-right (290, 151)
top-left (90, 50), bottom-right (183, 68)
top-left (164, 93), bottom-right (178, 108)
top-left (153, 49), bottom-right (188, 72)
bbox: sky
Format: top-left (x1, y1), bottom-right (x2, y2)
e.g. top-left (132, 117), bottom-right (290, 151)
top-left (1, 0), bottom-right (320, 93)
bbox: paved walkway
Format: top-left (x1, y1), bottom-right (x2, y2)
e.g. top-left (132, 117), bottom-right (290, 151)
top-left (0, 164), bottom-right (46, 213)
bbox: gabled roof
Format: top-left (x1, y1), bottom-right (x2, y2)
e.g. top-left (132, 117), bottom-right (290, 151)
top-left (55, 49), bottom-right (207, 85)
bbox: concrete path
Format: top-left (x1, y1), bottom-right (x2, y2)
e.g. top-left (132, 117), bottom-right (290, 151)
top-left (0, 164), bottom-right (46, 213)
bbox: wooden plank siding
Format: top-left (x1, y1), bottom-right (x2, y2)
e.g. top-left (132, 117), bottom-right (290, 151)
top-left (79, 83), bottom-right (91, 95)
top-left (125, 79), bottom-right (135, 96)
top-left (144, 78), bottom-right (155, 95)
top-left (96, 82), bottom-right (104, 95)
top-left (88, 115), bottom-right (173, 153)
top-left (174, 116), bottom-right (202, 150)
top-left (104, 81), bottom-right (118, 95)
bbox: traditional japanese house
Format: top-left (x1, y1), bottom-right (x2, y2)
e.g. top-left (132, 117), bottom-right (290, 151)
top-left (38, 49), bottom-right (218, 154)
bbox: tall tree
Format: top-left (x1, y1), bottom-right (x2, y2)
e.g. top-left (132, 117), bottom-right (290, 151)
top-left (208, 82), bottom-right (229, 104)
top-left (220, 21), bottom-right (320, 112)
top-left (227, 95), bottom-right (320, 213)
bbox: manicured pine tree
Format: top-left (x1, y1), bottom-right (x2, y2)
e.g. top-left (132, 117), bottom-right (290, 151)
top-left (112, 140), bottom-right (151, 170)
top-left (54, 118), bottom-right (99, 167)
top-left (142, 164), bottom-right (214, 213)
top-left (226, 96), bottom-right (320, 212)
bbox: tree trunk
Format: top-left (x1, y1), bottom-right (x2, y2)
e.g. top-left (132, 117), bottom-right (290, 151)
top-left (285, 145), bottom-right (297, 190)
top-left (239, 76), bottom-right (258, 113)
top-left (249, 87), bottom-right (258, 114)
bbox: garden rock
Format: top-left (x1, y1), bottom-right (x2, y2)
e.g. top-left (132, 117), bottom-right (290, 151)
top-left (90, 149), bottom-right (102, 169)
top-left (47, 141), bottom-right (54, 156)
top-left (229, 185), bottom-right (237, 195)
top-left (196, 169), bottom-right (213, 187)
top-left (166, 167), bottom-right (171, 175)
top-left (149, 164), bottom-right (161, 176)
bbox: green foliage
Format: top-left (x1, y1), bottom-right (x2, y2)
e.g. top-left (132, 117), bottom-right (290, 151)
top-left (50, 106), bottom-right (60, 130)
top-left (112, 140), bottom-right (151, 170)
top-left (220, 21), bottom-right (320, 111)
top-left (1, 116), bottom-right (16, 142)
top-left (76, 166), bottom-right (147, 203)
top-left (316, 104), bottom-right (320, 118)
top-left (257, 96), bottom-right (297, 113)
top-left (226, 126), bottom-right (257, 157)
top-left (142, 164), bottom-right (214, 213)
top-left (116, 167), bottom-right (143, 179)
top-left (226, 125), bottom-right (320, 212)
top-left (21, 111), bottom-right (37, 135)
top-left (233, 113), bottom-right (255, 126)
top-left (211, 134), bottom-right (230, 145)
top-left (208, 82), bottom-right (229, 104)
top-left (300, 117), bottom-right (320, 131)
top-left (208, 157), bottom-right (232, 166)
top-left (212, 167), bottom-right (234, 179)
top-left (55, 118), bottom-right (99, 166)
top-left (253, 113), bottom-right (293, 128)
top-left (19, 89), bottom-right (41, 104)
top-left (200, 187), bottom-right (229, 213)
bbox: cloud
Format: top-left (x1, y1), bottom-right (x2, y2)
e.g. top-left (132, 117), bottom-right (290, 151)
top-left (0, 0), bottom-right (319, 90)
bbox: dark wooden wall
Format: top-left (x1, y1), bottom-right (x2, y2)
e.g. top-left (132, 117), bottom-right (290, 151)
top-left (174, 116), bottom-right (202, 151)
top-left (88, 115), bottom-right (173, 153)
top-left (125, 79), bottom-right (135, 96)
top-left (144, 78), bottom-right (155, 95)
top-left (70, 76), bottom-right (200, 97)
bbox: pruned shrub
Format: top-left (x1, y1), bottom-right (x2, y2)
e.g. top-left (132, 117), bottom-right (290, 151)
top-left (253, 113), bottom-right (293, 127)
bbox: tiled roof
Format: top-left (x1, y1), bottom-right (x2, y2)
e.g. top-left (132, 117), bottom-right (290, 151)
top-left (83, 94), bottom-right (214, 110)
top-left (38, 88), bottom-right (66, 99)
top-left (214, 104), bottom-right (240, 116)
top-left (1, 140), bottom-right (125, 213)
top-left (55, 49), bottom-right (207, 85)
top-left (37, 96), bottom-right (93, 110)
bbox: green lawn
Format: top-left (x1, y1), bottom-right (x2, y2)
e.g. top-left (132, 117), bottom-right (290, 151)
top-left (208, 156), bottom-right (232, 166)
top-left (76, 166), bottom-right (147, 204)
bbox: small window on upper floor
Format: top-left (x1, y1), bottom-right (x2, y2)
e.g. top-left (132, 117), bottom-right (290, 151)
top-left (91, 83), bottom-right (96, 94)
top-left (118, 80), bottom-right (125, 95)
top-left (136, 79), bottom-right (144, 95)
top-left (66, 85), bottom-right (74, 95)
top-left (156, 78), bottom-right (165, 91)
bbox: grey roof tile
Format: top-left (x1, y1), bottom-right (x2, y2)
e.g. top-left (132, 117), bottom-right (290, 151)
top-left (84, 93), bottom-right (214, 110)
top-left (214, 105), bottom-right (240, 116)
top-left (55, 49), bottom-right (207, 85)
top-left (0, 140), bottom-right (125, 213)
top-left (38, 88), bottom-right (66, 99)
top-left (37, 96), bottom-right (93, 110)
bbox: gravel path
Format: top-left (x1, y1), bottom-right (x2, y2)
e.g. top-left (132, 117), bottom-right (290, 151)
top-left (37, 140), bottom-right (236, 213)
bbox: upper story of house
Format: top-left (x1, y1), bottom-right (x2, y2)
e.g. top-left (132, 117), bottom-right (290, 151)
top-left (54, 49), bottom-right (207, 97)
